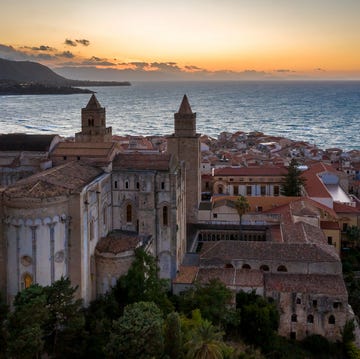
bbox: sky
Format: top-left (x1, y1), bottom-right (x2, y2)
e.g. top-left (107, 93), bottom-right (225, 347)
top-left (1, 0), bottom-right (360, 81)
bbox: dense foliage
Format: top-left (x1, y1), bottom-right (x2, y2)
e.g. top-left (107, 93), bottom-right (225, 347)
top-left (281, 158), bottom-right (306, 196)
top-left (0, 248), bottom-right (355, 358)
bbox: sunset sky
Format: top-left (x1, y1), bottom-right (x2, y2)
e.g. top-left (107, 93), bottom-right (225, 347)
top-left (1, 0), bottom-right (360, 80)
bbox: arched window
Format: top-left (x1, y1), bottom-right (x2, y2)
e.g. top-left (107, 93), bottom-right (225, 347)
top-left (23, 273), bottom-right (33, 289)
top-left (291, 314), bottom-right (297, 322)
top-left (163, 206), bottom-right (168, 226)
top-left (260, 265), bottom-right (269, 271)
top-left (296, 298), bottom-right (301, 304)
top-left (126, 204), bottom-right (132, 223)
top-left (277, 265), bottom-right (288, 272)
top-left (307, 315), bottom-right (314, 323)
top-left (328, 315), bottom-right (335, 324)
top-left (218, 186), bottom-right (223, 194)
top-left (225, 263), bottom-right (234, 269)
top-left (242, 264), bottom-right (251, 270)
top-left (125, 181), bottom-right (129, 189)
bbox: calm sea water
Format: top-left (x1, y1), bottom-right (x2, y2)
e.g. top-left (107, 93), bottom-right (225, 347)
top-left (0, 81), bottom-right (359, 150)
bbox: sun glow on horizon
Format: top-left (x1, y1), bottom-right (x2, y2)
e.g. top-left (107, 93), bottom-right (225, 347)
top-left (1, 0), bottom-right (360, 79)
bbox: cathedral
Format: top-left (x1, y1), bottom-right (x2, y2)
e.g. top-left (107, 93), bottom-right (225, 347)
top-left (0, 94), bottom-right (195, 304)
top-left (0, 94), bottom-right (357, 342)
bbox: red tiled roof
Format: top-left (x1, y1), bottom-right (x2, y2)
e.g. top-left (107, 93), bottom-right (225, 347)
top-left (113, 153), bottom-right (171, 171)
top-left (320, 221), bottom-right (340, 230)
top-left (265, 273), bottom-right (347, 297)
top-left (333, 202), bottom-right (360, 214)
top-left (96, 231), bottom-right (142, 254)
top-left (213, 166), bottom-right (287, 176)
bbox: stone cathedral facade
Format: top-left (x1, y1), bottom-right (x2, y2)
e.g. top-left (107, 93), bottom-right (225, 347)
top-left (0, 95), bottom-right (190, 304)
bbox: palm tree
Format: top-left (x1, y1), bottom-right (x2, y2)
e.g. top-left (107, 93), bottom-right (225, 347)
top-left (185, 320), bottom-right (225, 359)
top-left (234, 195), bottom-right (250, 239)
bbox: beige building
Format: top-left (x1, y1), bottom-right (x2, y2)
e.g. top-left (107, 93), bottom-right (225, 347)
top-left (0, 94), bottom-right (190, 304)
top-left (167, 95), bottom-right (201, 223)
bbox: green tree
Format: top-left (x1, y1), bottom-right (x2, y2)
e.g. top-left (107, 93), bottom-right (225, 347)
top-left (43, 277), bottom-right (86, 358)
top-left (179, 279), bottom-right (237, 329)
top-left (105, 301), bottom-right (164, 359)
top-left (281, 158), bottom-right (306, 196)
top-left (164, 311), bottom-right (183, 359)
top-left (236, 291), bottom-right (279, 351)
top-left (5, 284), bottom-right (48, 359)
top-left (346, 226), bottom-right (360, 248)
top-left (84, 292), bottom-right (121, 358)
top-left (185, 320), bottom-right (226, 359)
top-left (234, 195), bottom-right (250, 238)
top-left (113, 248), bottom-right (173, 313)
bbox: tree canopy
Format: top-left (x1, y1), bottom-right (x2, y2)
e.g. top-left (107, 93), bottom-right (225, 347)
top-left (281, 158), bottom-right (306, 196)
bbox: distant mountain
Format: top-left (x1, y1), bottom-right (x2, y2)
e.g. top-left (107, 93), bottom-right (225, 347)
top-left (0, 58), bottom-right (130, 87)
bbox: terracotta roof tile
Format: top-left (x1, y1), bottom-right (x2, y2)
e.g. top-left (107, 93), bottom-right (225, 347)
top-left (113, 153), bottom-right (171, 171)
top-left (265, 273), bottom-right (347, 297)
top-left (96, 231), bottom-right (145, 254)
top-left (214, 166), bottom-right (287, 177)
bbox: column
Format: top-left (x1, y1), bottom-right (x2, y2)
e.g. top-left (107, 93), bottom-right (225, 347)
top-left (31, 226), bottom-right (38, 283)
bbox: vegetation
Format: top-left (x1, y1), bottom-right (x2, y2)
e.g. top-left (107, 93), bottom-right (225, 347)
top-left (0, 249), bottom-right (355, 358)
top-left (234, 195), bottom-right (251, 238)
top-left (281, 158), bottom-right (306, 196)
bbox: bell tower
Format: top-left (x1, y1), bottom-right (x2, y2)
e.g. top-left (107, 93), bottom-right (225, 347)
top-left (167, 95), bottom-right (201, 223)
top-left (75, 94), bottom-right (112, 143)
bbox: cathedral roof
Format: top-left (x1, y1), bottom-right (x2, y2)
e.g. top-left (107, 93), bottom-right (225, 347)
top-left (177, 94), bottom-right (193, 115)
top-left (84, 94), bottom-right (102, 109)
top-left (4, 161), bottom-right (103, 199)
top-left (0, 134), bottom-right (59, 151)
top-left (113, 153), bottom-right (172, 171)
top-left (96, 231), bottom-right (146, 255)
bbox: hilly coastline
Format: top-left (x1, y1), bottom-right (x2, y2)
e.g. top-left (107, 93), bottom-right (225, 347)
top-left (0, 58), bottom-right (130, 95)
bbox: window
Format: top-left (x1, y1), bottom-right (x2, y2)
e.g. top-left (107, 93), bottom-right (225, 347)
top-left (328, 315), bottom-right (335, 324)
top-left (218, 186), bottom-right (223, 194)
top-left (296, 298), bottom-right (301, 304)
top-left (103, 206), bottom-right (107, 226)
top-left (213, 213), bottom-right (218, 218)
top-left (343, 223), bottom-right (348, 232)
top-left (126, 204), bottom-right (132, 222)
top-left (125, 181), bottom-right (129, 189)
top-left (327, 236), bottom-right (333, 245)
top-left (246, 186), bottom-right (252, 196)
top-left (277, 265), bottom-right (287, 272)
top-left (63, 156), bottom-right (67, 160)
top-left (333, 302), bottom-right (341, 309)
top-left (260, 185), bottom-right (266, 196)
top-left (307, 315), bottom-right (314, 324)
top-left (274, 186), bottom-right (280, 196)
top-left (161, 182), bottom-right (165, 190)
top-left (257, 206), bottom-right (263, 212)
top-left (312, 300), bottom-right (317, 308)
top-left (77, 156), bottom-right (80, 160)
top-left (136, 182), bottom-right (140, 189)
top-left (291, 314), bottom-right (297, 322)
top-left (233, 185), bottom-right (239, 195)
top-left (114, 181), bottom-right (118, 189)
top-left (205, 181), bottom-right (210, 190)
top-left (163, 206), bottom-right (168, 226)
top-left (260, 265), bottom-right (269, 271)
top-left (242, 264), bottom-right (251, 269)
top-left (23, 273), bottom-right (33, 289)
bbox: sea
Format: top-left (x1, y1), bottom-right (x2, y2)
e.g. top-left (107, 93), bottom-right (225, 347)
top-left (1, 81), bottom-right (359, 151)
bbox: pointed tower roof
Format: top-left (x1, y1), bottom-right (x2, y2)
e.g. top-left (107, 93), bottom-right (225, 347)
top-left (85, 94), bottom-right (102, 109)
top-left (177, 94), bottom-right (193, 115)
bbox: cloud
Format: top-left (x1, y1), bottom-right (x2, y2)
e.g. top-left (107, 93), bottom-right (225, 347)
top-left (150, 62), bottom-right (181, 72)
top-left (64, 39), bottom-right (77, 47)
top-left (56, 51), bottom-right (75, 58)
top-left (80, 56), bottom-right (116, 66)
top-left (25, 45), bottom-right (54, 52)
top-left (76, 39), bottom-right (90, 46)
top-left (184, 65), bottom-right (204, 72)
top-left (274, 69), bottom-right (296, 73)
